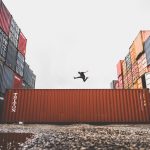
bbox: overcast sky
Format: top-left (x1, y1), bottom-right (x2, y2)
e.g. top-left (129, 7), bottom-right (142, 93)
top-left (3, 0), bottom-right (150, 89)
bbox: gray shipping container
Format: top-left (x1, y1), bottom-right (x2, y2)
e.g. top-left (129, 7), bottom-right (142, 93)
top-left (6, 41), bottom-right (17, 71)
top-left (22, 82), bottom-right (31, 89)
top-left (16, 51), bottom-right (24, 77)
top-left (0, 28), bottom-right (8, 62)
top-left (144, 36), bottom-right (150, 66)
top-left (23, 62), bottom-right (36, 88)
top-left (31, 73), bottom-right (36, 88)
top-left (110, 80), bottom-right (118, 89)
top-left (23, 62), bottom-right (29, 84)
top-left (9, 18), bottom-right (20, 48)
top-left (0, 62), bottom-right (14, 94)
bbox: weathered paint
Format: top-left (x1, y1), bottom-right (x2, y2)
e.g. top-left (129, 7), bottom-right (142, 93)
top-left (2, 89), bottom-right (150, 123)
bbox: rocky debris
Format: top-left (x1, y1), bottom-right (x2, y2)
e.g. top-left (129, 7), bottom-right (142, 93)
top-left (0, 124), bottom-right (150, 149)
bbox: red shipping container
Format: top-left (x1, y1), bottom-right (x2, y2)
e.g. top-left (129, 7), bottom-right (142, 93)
top-left (13, 74), bottom-right (23, 89)
top-left (2, 89), bottom-right (150, 123)
top-left (18, 32), bottom-right (27, 56)
top-left (117, 60), bottom-right (123, 77)
top-left (0, 1), bottom-right (12, 35)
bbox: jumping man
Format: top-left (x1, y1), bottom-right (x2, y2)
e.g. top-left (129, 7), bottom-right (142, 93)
top-left (74, 71), bottom-right (88, 82)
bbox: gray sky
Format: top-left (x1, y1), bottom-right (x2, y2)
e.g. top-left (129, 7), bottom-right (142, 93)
top-left (3, 0), bottom-right (150, 89)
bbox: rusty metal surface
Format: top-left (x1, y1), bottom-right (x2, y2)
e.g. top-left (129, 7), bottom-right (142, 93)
top-left (2, 89), bottom-right (150, 123)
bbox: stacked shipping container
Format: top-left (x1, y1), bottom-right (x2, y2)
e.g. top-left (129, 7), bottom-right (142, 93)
top-left (0, 0), bottom-right (36, 121)
top-left (0, 1), bottom-right (36, 122)
top-left (112, 31), bottom-right (150, 89)
top-left (0, 0), bottom-right (36, 96)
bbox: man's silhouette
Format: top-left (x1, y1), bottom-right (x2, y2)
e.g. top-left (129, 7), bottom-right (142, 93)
top-left (74, 71), bottom-right (88, 82)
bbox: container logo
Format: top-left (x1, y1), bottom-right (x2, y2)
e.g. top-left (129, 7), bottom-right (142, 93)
top-left (12, 93), bottom-right (18, 113)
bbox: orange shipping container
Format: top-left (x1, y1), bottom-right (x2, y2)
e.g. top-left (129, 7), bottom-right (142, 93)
top-left (134, 30), bottom-right (150, 59)
top-left (134, 31), bottom-right (143, 59)
top-left (2, 89), bottom-right (150, 123)
top-left (123, 74), bottom-right (128, 89)
top-left (127, 69), bottom-right (133, 87)
top-left (129, 43), bottom-right (136, 64)
top-left (137, 78), bottom-right (143, 89)
top-left (122, 60), bottom-right (126, 75)
top-left (133, 81), bottom-right (138, 89)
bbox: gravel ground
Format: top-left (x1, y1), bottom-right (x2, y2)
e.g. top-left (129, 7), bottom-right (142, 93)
top-left (0, 124), bottom-right (150, 149)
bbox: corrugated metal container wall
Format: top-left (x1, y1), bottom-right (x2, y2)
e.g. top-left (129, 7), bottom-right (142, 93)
top-left (18, 32), bottom-right (27, 56)
top-left (137, 53), bottom-right (148, 77)
top-left (0, 28), bottom-right (8, 62)
top-left (132, 62), bottom-right (139, 83)
top-left (125, 53), bottom-right (131, 71)
top-left (123, 74), bottom-right (128, 89)
top-left (122, 60), bottom-right (126, 75)
top-left (127, 69), bottom-right (133, 88)
top-left (13, 74), bottom-right (23, 89)
top-left (129, 43), bottom-right (136, 64)
top-left (0, 1), bottom-right (11, 35)
top-left (142, 31), bottom-right (150, 42)
top-left (31, 73), bottom-right (36, 88)
top-left (117, 60), bottom-right (123, 77)
top-left (9, 18), bottom-right (20, 48)
top-left (2, 89), bottom-right (150, 123)
top-left (0, 62), bottom-right (14, 94)
top-left (6, 41), bottom-right (17, 71)
top-left (144, 36), bottom-right (150, 66)
top-left (118, 75), bottom-right (123, 89)
top-left (134, 31), bottom-right (143, 59)
top-left (23, 62), bottom-right (36, 88)
top-left (16, 51), bottom-right (24, 77)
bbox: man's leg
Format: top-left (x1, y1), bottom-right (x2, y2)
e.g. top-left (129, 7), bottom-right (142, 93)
top-left (74, 76), bottom-right (82, 79)
top-left (83, 77), bottom-right (88, 82)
